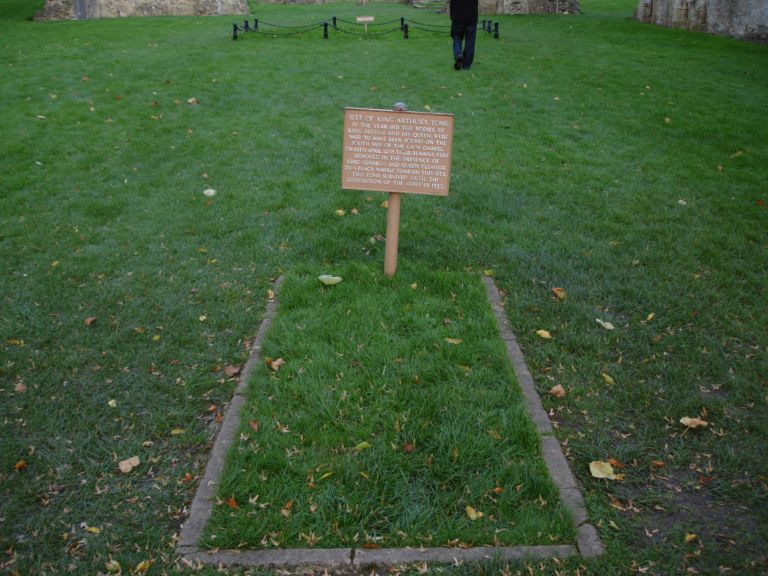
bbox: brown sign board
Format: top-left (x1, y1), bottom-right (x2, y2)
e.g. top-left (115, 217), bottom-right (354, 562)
top-left (341, 107), bottom-right (454, 196)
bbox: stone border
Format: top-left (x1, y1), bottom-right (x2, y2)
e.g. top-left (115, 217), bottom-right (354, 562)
top-left (176, 274), bottom-right (603, 569)
top-left (481, 276), bottom-right (604, 558)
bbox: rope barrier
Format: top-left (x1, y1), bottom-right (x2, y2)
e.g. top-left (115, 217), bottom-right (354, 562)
top-left (231, 16), bottom-right (499, 40)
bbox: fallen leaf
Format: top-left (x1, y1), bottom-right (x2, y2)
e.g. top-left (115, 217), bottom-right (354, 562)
top-left (15, 459), bottom-right (27, 471)
top-left (608, 458), bottom-right (625, 469)
top-left (549, 384), bottom-right (566, 398)
top-left (118, 456), bottom-right (140, 474)
top-left (107, 399), bottom-right (117, 408)
top-left (536, 330), bottom-right (552, 339)
top-left (14, 381), bottom-right (26, 393)
top-left (602, 373), bottom-right (615, 385)
top-left (380, 200), bottom-right (388, 208)
top-left (487, 429), bottom-right (502, 440)
top-left (589, 460), bottom-right (617, 480)
top-left (170, 428), bottom-right (185, 436)
top-left (551, 287), bottom-right (566, 300)
top-left (651, 460), bottom-right (666, 469)
top-left (334, 209), bottom-right (346, 216)
top-left (353, 441), bottom-right (372, 451)
top-left (465, 505), bottom-right (484, 520)
top-left (85, 525), bottom-right (101, 534)
top-left (595, 318), bottom-right (615, 330)
top-left (224, 364), bottom-right (241, 377)
top-left (104, 560), bottom-right (121, 573)
top-left (198, 315), bottom-right (207, 322)
top-left (318, 471), bottom-right (334, 481)
top-left (492, 486), bottom-right (504, 495)
top-left (483, 269), bottom-right (494, 277)
top-left (267, 289), bottom-right (275, 300)
top-left (152, 334), bottom-right (160, 342)
top-left (680, 416), bottom-right (708, 429)
top-left (445, 338), bottom-right (463, 345)
top-left (267, 357), bottom-right (285, 371)
top-left (403, 442), bottom-right (415, 453)
top-left (645, 312), bottom-right (655, 322)
top-left (226, 496), bottom-right (239, 509)
top-left (203, 188), bottom-right (216, 197)
top-left (84, 316), bottom-right (97, 326)
top-left (187, 97), bottom-right (199, 105)
top-left (318, 275), bottom-right (343, 286)
top-left (134, 559), bottom-right (153, 574)
top-left (684, 532), bottom-right (697, 544)
top-left (280, 500), bottom-right (293, 518)
top-left (7, 339), bottom-right (24, 346)
top-left (248, 420), bottom-right (260, 432)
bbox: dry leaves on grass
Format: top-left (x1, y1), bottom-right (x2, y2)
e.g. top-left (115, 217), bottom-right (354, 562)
top-left (118, 456), bottom-right (140, 474)
top-left (549, 384), bottom-right (566, 398)
top-left (589, 460), bottom-right (623, 480)
top-left (680, 416), bottom-right (708, 429)
top-left (266, 357), bottom-right (285, 371)
top-left (536, 329), bottom-right (552, 339)
top-left (465, 506), bottom-right (484, 520)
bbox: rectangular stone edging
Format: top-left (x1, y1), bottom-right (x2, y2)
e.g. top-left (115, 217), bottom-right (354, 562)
top-left (480, 276), bottom-right (604, 558)
top-left (176, 274), bottom-right (604, 568)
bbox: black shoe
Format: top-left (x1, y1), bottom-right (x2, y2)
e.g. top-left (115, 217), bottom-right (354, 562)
top-left (454, 57), bottom-right (462, 70)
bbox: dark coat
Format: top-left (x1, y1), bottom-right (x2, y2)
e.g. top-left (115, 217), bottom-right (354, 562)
top-left (450, 0), bottom-right (478, 23)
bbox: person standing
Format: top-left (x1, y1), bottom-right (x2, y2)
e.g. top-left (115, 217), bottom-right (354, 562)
top-left (450, 0), bottom-right (478, 70)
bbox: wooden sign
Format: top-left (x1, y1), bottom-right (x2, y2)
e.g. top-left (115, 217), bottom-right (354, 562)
top-left (341, 107), bottom-right (455, 277)
top-left (342, 108), bottom-right (454, 196)
top-left (356, 15), bottom-right (374, 30)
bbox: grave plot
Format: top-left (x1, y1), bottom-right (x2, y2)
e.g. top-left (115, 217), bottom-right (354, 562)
top-left (194, 263), bottom-right (578, 555)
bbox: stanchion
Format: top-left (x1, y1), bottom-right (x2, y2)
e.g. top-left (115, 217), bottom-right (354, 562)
top-left (494, 21), bottom-right (499, 38)
top-left (254, 19), bottom-right (258, 30)
top-left (232, 23), bottom-right (238, 40)
top-left (332, 16), bottom-right (337, 28)
top-left (403, 22), bottom-right (409, 39)
top-left (400, 16), bottom-right (405, 30)
top-left (243, 20), bottom-right (251, 32)
top-left (323, 21), bottom-right (329, 39)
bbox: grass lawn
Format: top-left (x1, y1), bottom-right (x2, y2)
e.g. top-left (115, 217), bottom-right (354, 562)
top-left (203, 263), bottom-right (575, 550)
top-left (1, 0), bottom-right (766, 574)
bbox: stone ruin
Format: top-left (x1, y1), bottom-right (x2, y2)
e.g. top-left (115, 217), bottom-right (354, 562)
top-left (38, 0), bottom-right (248, 20)
top-left (635, 0), bottom-right (768, 42)
top-left (489, 0), bottom-right (579, 15)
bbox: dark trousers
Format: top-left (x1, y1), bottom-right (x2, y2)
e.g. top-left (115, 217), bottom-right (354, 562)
top-left (451, 21), bottom-right (477, 69)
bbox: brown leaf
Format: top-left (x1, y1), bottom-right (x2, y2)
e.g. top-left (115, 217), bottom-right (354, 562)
top-left (267, 357), bottom-right (285, 372)
top-left (280, 500), bottom-right (293, 518)
top-left (14, 381), bottom-right (26, 393)
top-left (651, 460), bottom-right (666, 469)
top-left (403, 442), bottom-right (415, 454)
top-left (487, 429), bottom-right (503, 440)
top-left (224, 364), bottom-right (241, 377)
top-left (84, 316), bottom-right (97, 326)
top-left (549, 384), bottom-right (566, 398)
top-left (680, 416), bottom-right (708, 429)
top-left (226, 496), bottom-right (239, 509)
top-left (118, 456), bottom-right (140, 474)
top-left (551, 287), bottom-right (566, 301)
top-left (15, 459), bottom-right (27, 471)
top-left (608, 457), bottom-right (625, 469)
top-left (249, 420), bottom-right (260, 432)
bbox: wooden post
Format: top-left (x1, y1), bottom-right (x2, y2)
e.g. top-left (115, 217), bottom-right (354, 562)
top-left (384, 192), bottom-right (401, 277)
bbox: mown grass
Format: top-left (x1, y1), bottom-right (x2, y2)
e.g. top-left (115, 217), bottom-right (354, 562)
top-left (0, 0), bottom-right (766, 573)
top-left (204, 263), bottom-right (575, 550)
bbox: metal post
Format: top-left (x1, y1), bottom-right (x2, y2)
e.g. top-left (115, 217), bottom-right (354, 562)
top-left (243, 19), bottom-right (250, 32)
top-left (494, 22), bottom-right (499, 38)
top-left (232, 23), bottom-right (238, 40)
top-left (323, 21), bottom-right (328, 39)
top-left (254, 19), bottom-right (258, 30)
top-left (332, 15), bottom-right (337, 28)
top-left (400, 16), bottom-right (405, 30)
top-left (403, 22), bottom-right (408, 39)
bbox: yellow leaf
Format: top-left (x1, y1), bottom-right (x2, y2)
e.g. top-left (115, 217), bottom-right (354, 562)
top-left (595, 318), bottom-right (615, 330)
top-left (318, 275), bottom-right (342, 286)
top-left (445, 338), bottom-right (463, 345)
top-left (353, 441), bottom-right (372, 451)
top-left (335, 209), bottom-right (346, 216)
top-left (483, 269), bottom-right (494, 277)
top-left (551, 287), bottom-right (566, 300)
top-left (380, 200), bottom-right (388, 208)
top-left (487, 429), bottom-right (502, 440)
top-left (85, 525), bottom-right (101, 534)
top-left (680, 416), bottom-right (708, 429)
top-left (105, 560), bottom-right (121, 573)
top-left (465, 505), bottom-right (484, 520)
top-left (589, 460), bottom-right (617, 480)
top-left (134, 559), bottom-right (153, 574)
top-left (319, 471), bottom-right (334, 481)
top-left (107, 399), bottom-right (117, 408)
top-left (602, 373), bottom-right (615, 385)
top-left (536, 330), bottom-right (552, 339)
top-left (267, 289), bottom-right (275, 300)
top-left (646, 312), bottom-right (655, 322)
top-left (685, 532), bottom-right (697, 544)
top-left (549, 384), bottom-right (566, 398)
top-left (152, 334), bottom-right (160, 341)
top-left (170, 428), bottom-right (185, 436)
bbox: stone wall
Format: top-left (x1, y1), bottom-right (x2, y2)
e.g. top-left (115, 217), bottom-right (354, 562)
top-left (493, 0), bottom-right (579, 15)
top-left (39, 0), bottom-right (248, 20)
top-left (636, 0), bottom-right (768, 42)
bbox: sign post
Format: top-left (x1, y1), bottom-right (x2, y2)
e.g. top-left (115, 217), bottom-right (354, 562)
top-left (341, 107), bottom-right (454, 277)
